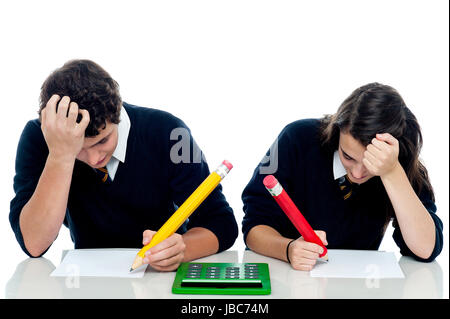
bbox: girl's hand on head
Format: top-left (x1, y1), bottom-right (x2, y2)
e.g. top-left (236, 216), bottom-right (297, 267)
top-left (363, 133), bottom-right (400, 178)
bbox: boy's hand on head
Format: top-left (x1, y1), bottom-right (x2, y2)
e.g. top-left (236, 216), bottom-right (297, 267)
top-left (40, 94), bottom-right (90, 163)
top-left (363, 133), bottom-right (400, 177)
top-left (288, 230), bottom-right (328, 271)
top-left (141, 229), bottom-right (186, 272)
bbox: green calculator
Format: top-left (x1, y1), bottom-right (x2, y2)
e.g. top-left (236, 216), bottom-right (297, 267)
top-left (172, 262), bottom-right (271, 295)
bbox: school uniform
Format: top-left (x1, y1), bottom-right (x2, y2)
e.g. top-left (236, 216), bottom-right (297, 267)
top-left (10, 103), bottom-right (238, 257)
top-left (241, 119), bottom-right (443, 262)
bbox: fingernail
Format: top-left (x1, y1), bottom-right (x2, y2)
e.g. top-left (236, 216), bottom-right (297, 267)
top-left (144, 251), bottom-right (151, 256)
top-left (143, 258), bottom-right (149, 263)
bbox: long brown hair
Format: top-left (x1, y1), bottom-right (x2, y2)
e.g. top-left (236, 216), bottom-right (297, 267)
top-left (319, 82), bottom-right (434, 223)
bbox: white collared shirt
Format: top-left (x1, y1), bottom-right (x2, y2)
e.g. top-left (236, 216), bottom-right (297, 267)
top-left (105, 105), bottom-right (131, 181)
top-left (333, 150), bottom-right (347, 180)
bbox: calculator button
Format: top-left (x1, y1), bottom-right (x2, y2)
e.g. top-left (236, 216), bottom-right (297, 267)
top-left (188, 272), bottom-right (201, 276)
top-left (189, 264), bottom-right (202, 268)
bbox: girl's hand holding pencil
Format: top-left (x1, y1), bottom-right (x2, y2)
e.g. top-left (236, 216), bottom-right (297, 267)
top-left (287, 230), bottom-right (328, 271)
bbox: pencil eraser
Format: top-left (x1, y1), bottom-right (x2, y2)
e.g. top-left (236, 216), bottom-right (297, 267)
top-left (263, 175), bottom-right (278, 189)
top-left (222, 160), bottom-right (233, 170)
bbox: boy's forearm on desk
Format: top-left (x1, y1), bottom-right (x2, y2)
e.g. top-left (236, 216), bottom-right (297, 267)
top-left (182, 227), bottom-right (220, 262)
top-left (19, 155), bottom-right (74, 257)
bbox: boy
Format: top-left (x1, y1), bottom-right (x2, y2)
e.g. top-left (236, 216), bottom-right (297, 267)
top-left (10, 59), bottom-right (238, 271)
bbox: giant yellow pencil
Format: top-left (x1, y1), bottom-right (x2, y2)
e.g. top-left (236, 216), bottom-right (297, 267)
top-left (130, 160), bottom-right (233, 271)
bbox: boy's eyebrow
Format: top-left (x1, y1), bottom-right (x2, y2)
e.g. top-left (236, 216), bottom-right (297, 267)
top-left (89, 132), bottom-right (112, 148)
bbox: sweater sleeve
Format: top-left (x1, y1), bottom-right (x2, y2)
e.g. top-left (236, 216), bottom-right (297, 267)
top-left (9, 120), bottom-right (53, 257)
top-left (241, 123), bottom-right (301, 245)
top-left (392, 187), bottom-right (443, 262)
top-left (166, 116), bottom-right (238, 253)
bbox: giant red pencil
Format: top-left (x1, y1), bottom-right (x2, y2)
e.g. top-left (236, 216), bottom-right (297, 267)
top-left (263, 175), bottom-right (328, 260)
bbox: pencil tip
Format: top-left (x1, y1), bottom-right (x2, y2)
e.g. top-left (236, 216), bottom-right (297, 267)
top-left (129, 268), bottom-right (133, 272)
top-left (320, 255), bottom-right (329, 263)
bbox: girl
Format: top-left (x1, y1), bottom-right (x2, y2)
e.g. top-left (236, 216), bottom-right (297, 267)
top-left (242, 83), bottom-right (443, 271)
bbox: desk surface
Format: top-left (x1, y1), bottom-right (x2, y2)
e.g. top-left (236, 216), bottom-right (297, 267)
top-left (5, 249), bottom-right (443, 299)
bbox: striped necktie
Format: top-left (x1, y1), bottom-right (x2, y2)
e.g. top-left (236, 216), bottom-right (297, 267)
top-left (96, 167), bottom-right (110, 183)
top-left (337, 175), bottom-right (354, 200)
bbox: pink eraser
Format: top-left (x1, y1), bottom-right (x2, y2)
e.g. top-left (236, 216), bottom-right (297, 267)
top-left (263, 175), bottom-right (278, 189)
top-left (222, 160), bottom-right (233, 170)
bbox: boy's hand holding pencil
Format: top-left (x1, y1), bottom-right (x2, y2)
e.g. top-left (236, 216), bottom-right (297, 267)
top-left (141, 230), bottom-right (186, 272)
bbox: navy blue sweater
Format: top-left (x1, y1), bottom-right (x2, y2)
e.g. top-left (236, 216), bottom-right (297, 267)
top-left (10, 103), bottom-right (238, 257)
top-left (242, 119), bottom-right (443, 262)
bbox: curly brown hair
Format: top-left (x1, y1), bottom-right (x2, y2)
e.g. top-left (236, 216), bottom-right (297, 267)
top-left (38, 59), bottom-right (122, 137)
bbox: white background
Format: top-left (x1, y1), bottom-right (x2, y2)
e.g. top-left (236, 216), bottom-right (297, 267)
top-left (0, 0), bottom-right (448, 298)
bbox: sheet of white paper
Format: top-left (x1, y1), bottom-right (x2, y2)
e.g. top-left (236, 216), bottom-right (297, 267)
top-left (310, 249), bottom-right (404, 278)
top-left (50, 249), bottom-right (148, 278)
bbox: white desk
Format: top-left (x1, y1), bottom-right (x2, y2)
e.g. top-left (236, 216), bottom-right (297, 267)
top-left (5, 249), bottom-right (443, 299)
